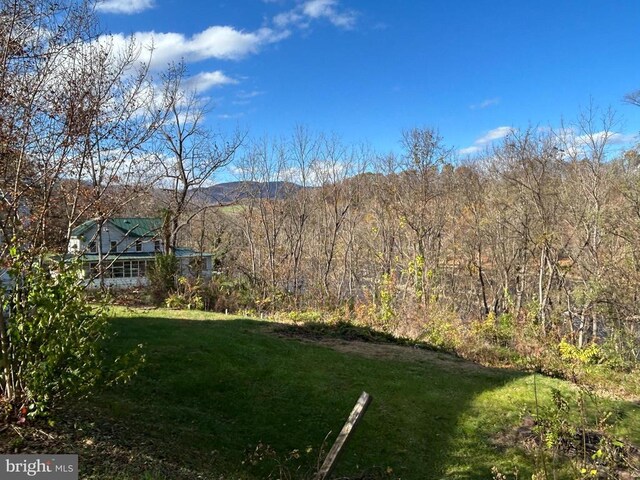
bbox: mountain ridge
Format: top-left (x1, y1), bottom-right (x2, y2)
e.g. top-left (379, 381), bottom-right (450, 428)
top-left (196, 180), bottom-right (306, 203)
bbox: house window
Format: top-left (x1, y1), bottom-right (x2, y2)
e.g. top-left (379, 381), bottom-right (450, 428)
top-left (89, 241), bottom-right (97, 253)
top-left (135, 239), bottom-right (143, 252)
top-left (100, 260), bottom-right (149, 278)
top-left (154, 240), bottom-right (162, 252)
top-left (111, 261), bottom-right (124, 278)
top-left (130, 260), bottom-right (147, 277)
top-left (110, 241), bottom-right (117, 253)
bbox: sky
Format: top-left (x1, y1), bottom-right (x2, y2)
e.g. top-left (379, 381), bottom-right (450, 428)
top-left (95, 0), bottom-right (640, 165)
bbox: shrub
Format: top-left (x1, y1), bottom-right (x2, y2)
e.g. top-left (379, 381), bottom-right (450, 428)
top-left (0, 250), bottom-right (141, 416)
top-left (349, 274), bottom-right (398, 334)
top-left (147, 254), bottom-right (179, 305)
top-left (285, 310), bottom-right (324, 323)
top-left (471, 311), bottom-right (516, 347)
top-left (557, 339), bottom-right (602, 366)
top-left (165, 276), bottom-right (204, 310)
top-left (420, 319), bottom-right (461, 351)
top-left (416, 305), bottom-right (463, 351)
top-left (528, 385), bottom-right (638, 479)
top-left (202, 274), bottom-right (255, 313)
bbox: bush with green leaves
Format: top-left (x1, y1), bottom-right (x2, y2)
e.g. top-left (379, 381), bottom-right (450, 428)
top-left (527, 385), bottom-right (638, 479)
top-left (0, 249), bottom-right (141, 417)
top-left (147, 253), bottom-right (179, 305)
top-left (202, 274), bottom-right (256, 312)
top-left (165, 276), bottom-right (205, 310)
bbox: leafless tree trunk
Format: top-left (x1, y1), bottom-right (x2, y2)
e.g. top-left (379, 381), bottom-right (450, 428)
top-left (155, 66), bottom-right (243, 254)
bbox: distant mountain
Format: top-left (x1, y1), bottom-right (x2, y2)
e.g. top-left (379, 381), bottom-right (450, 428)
top-left (196, 181), bottom-right (306, 204)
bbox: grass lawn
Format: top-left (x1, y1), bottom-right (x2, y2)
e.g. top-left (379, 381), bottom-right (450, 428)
top-left (64, 308), bottom-right (640, 479)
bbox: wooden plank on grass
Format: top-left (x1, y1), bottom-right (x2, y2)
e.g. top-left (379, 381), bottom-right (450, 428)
top-left (314, 391), bottom-right (372, 480)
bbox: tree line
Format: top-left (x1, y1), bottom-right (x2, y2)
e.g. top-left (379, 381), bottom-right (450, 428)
top-left (180, 117), bottom-right (640, 366)
top-left (1, 0), bottom-right (638, 413)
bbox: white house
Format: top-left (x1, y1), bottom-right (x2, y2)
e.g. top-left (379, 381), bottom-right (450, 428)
top-left (68, 217), bottom-right (213, 288)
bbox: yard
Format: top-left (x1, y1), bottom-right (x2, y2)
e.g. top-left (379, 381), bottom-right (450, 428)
top-left (6, 308), bottom-right (639, 479)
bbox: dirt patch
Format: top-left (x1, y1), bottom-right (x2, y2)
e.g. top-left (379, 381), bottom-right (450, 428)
top-left (265, 322), bottom-right (514, 376)
top-left (320, 338), bottom-right (497, 374)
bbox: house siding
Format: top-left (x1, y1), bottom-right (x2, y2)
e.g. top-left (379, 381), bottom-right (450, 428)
top-left (68, 218), bottom-right (211, 289)
top-left (74, 222), bottom-right (162, 254)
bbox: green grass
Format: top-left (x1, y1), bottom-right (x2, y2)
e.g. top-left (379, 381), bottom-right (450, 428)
top-left (216, 203), bottom-right (246, 214)
top-left (74, 307), bottom-right (639, 479)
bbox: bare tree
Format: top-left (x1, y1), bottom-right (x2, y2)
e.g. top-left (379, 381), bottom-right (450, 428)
top-left (281, 126), bottom-right (317, 304)
top-left (624, 89), bottom-right (640, 108)
top-left (0, 0), bottom-right (171, 407)
top-left (390, 128), bottom-right (452, 305)
top-left (491, 128), bottom-right (566, 330)
top-left (155, 66), bottom-right (244, 253)
top-left (310, 135), bottom-right (360, 303)
top-left (560, 107), bottom-right (622, 345)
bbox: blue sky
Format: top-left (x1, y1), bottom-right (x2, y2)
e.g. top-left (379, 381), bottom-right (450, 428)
top-left (96, 0), bottom-right (640, 160)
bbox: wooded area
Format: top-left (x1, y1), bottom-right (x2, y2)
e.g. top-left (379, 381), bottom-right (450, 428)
top-left (168, 120), bottom-right (640, 370)
top-left (1, 3), bottom-right (639, 478)
top-left (1, 0), bottom-right (639, 386)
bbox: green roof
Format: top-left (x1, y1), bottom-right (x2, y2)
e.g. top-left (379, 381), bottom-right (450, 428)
top-left (74, 249), bottom-right (212, 262)
top-left (109, 218), bottom-right (162, 237)
top-left (71, 219), bottom-right (96, 238)
top-left (71, 218), bottom-right (162, 238)
top-left (174, 247), bottom-right (212, 258)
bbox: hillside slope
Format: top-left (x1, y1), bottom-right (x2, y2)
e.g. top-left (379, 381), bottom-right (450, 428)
top-left (7, 309), bottom-right (638, 480)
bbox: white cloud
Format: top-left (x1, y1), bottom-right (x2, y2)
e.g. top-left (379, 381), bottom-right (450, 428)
top-left (460, 127), bottom-right (636, 159)
top-left (556, 129), bottom-right (638, 158)
top-left (274, 11), bottom-right (307, 29)
top-left (458, 146), bottom-right (481, 155)
top-left (233, 90), bottom-right (265, 105)
top-left (189, 26), bottom-right (287, 60)
top-left (470, 97), bottom-right (500, 110)
top-left (309, 159), bottom-right (347, 184)
top-left (230, 159), bottom-right (348, 186)
top-left (304, 0), bottom-right (356, 27)
top-left (477, 126), bottom-right (513, 143)
top-left (237, 90), bottom-right (264, 99)
top-left (275, 0), bottom-right (357, 29)
top-left (271, 160), bottom-right (347, 186)
top-left (217, 112), bottom-right (245, 120)
top-left (96, 0), bottom-right (154, 14)
top-left (611, 132), bottom-right (638, 144)
top-left (102, 26), bottom-right (290, 70)
top-left (458, 126), bottom-right (514, 156)
top-left (97, 1), bottom-right (356, 74)
top-left (185, 71), bottom-right (238, 93)
top-left (575, 131), bottom-right (636, 146)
